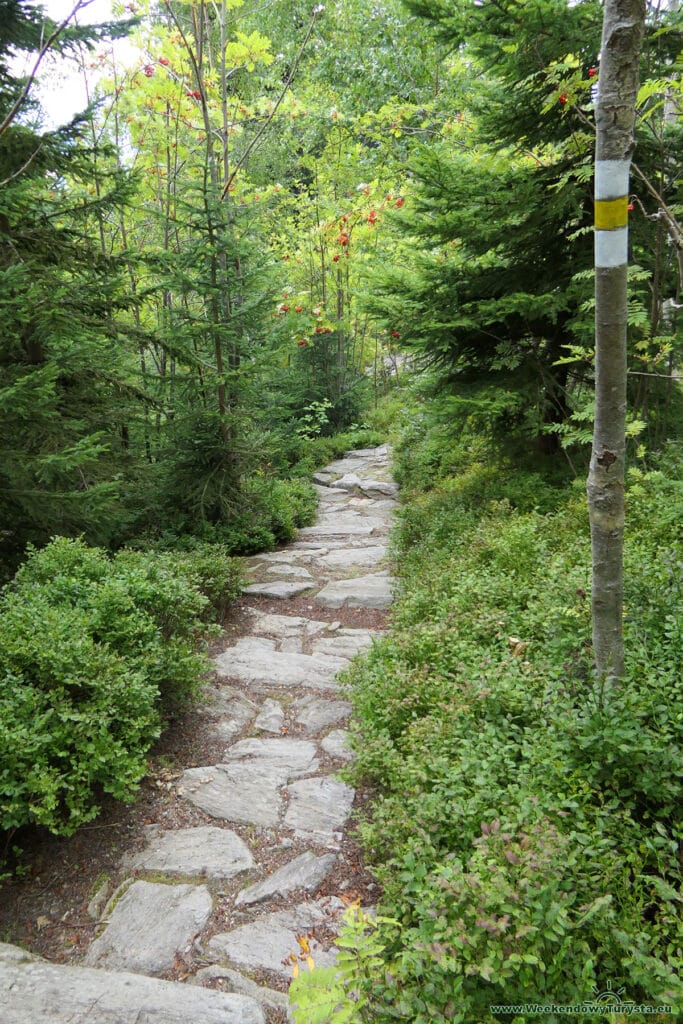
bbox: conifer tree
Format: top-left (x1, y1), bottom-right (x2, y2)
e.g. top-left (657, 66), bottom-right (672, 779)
top-left (0, 1), bottom-right (137, 569)
top-left (377, 0), bottom-right (680, 450)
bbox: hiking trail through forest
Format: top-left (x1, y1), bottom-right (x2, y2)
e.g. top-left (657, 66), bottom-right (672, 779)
top-left (0, 445), bottom-right (398, 1023)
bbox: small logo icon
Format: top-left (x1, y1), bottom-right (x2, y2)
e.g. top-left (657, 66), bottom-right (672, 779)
top-left (584, 981), bottom-right (636, 1010)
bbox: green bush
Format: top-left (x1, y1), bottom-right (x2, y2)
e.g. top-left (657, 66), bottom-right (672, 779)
top-left (292, 442), bottom-right (683, 1021)
top-left (0, 536), bottom-right (241, 841)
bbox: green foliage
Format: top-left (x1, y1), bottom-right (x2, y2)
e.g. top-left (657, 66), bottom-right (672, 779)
top-left (0, 536), bottom-right (239, 843)
top-left (241, 475), bottom-right (319, 547)
top-left (293, 427), bottom-right (683, 1020)
top-left (289, 904), bottom-right (397, 1024)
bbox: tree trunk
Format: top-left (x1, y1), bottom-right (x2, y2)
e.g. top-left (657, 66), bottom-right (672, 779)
top-left (588, 0), bottom-right (646, 680)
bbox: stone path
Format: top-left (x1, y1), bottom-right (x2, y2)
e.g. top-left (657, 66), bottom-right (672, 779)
top-left (0, 445), bottom-right (397, 1023)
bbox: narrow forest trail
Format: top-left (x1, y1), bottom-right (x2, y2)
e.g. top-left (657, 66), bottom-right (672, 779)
top-left (0, 446), bottom-right (398, 1024)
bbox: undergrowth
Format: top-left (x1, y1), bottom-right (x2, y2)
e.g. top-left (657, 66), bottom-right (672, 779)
top-left (0, 538), bottom-right (241, 852)
top-left (290, 417), bottom-right (683, 1022)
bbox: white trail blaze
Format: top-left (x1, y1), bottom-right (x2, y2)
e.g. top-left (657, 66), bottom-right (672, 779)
top-left (594, 158), bottom-right (630, 268)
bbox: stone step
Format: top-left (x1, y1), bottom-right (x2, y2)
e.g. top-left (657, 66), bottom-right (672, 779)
top-left (85, 880), bottom-right (213, 975)
top-left (214, 641), bottom-right (349, 690)
top-left (207, 899), bottom-right (344, 979)
top-left (3, 447), bottom-right (396, 1023)
top-left (0, 943), bottom-right (264, 1024)
top-left (315, 573), bottom-right (395, 610)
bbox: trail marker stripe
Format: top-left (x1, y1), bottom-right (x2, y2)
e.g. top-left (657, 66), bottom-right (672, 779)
top-left (594, 196), bottom-right (629, 230)
top-left (595, 227), bottom-right (628, 268)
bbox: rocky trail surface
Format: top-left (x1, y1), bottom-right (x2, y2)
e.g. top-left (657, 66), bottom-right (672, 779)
top-left (0, 446), bottom-right (398, 1023)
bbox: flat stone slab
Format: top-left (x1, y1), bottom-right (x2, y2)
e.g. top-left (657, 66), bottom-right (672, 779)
top-left (253, 550), bottom-right (306, 563)
top-left (0, 945), bottom-right (264, 1024)
top-left (344, 446), bottom-right (388, 457)
top-left (229, 636), bottom-right (276, 652)
top-left (324, 457), bottom-right (373, 474)
top-left (214, 643), bottom-right (349, 690)
top-left (246, 612), bottom-right (328, 638)
top-left (310, 629), bottom-right (378, 659)
top-left (236, 851), bottom-right (337, 906)
top-left (315, 574), bottom-right (395, 610)
top-left (207, 900), bottom-right (343, 978)
top-left (253, 698), bottom-right (285, 733)
top-left (312, 486), bottom-right (348, 497)
top-left (242, 581), bottom-right (315, 599)
top-left (335, 472), bottom-right (362, 491)
top-left (359, 479), bottom-right (399, 498)
top-left (321, 729), bottom-right (354, 762)
top-left (224, 738), bottom-right (318, 776)
top-left (179, 763), bottom-right (285, 826)
top-left (284, 777), bottom-right (355, 846)
top-left (297, 519), bottom-right (377, 538)
top-left (264, 564), bottom-right (313, 578)
top-left (133, 827), bottom-right (254, 881)
top-left (199, 684), bottom-right (258, 721)
top-left (85, 880), bottom-right (213, 975)
top-left (294, 697), bottom-right (351, 733)
top-left (194, 966), bottom-right (288, 1012)
top-left (319, 545), bottom-right (387, 569)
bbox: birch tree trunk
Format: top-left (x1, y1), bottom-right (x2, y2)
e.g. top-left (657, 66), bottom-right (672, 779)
top-left (588, 0), bottom-right (646, 680)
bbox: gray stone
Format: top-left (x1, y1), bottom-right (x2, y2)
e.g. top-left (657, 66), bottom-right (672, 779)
top-left (226, 636), bottom-right (276, 653)
top-left (324, 457), bottom-right (369, 475)
top-left (297, 519), bottom-right (376, 538)
top-left (235, 852), bottom-right (337, 906)
top-left (207, 900), bottom-right (343, 978)
top-left (193, 966), bottom-right (288, 1012)
top-left (280, 637), bottom-right (303, 653)
top-left (179, 763), bottom-right (285, 827)
top-left (246, 612), bottom-right (327, 637)
top-left (199, 684), bottom-right (258, 724)
top-left (0, 948), bottom-right (264, 1023)
top-left (289, 540), bottom-right (334, 550)
top-left (313, 471), bottom-right (334, 485)
top-left (321, 502), bottom-right (355, 514)
top-left (314, 485), bottom-right (351, 499)
top-left (224, 738), bottom-right (318, 776)
top-left (87, 876), bottom-right (112, 920)
top-left (254, 550), bottom-right (303, 563)
top-left (242, 581), bottom-right (315, 599)
top-left (335, 472), bottom-right (362, 491)
top-left (265, 564), bottom-right (313, 578)
top-left (0, 943), bottom-right (39, 964)
top-left (133, 827), bottom-right (254, 881)
top-left (320, 544), bottom-right (387, 569)
top-left (209, 717), bottom-right (249, 745)
top-left (284, 777), bottom-right (355, 846)
top-left (294, 697), bottom-right (351, 733)
top-left (343, 446), bottom-right (388, 458)
top-left (315, 574), bottom-right (395, 610)
top-left (253, 698), bottom-right (285, 733)
top-left (214, 644), bottom-right (349, 691)
top-left (321, 730), bottom-right (354, 762)
top-left (359, 479), bottom-right (399, 498)
top-left (85, 880), bottom-right (212, 975)
top-left (310, 629), bottom-right (378, 659)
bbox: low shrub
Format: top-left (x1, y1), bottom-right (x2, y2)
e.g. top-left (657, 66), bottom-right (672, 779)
top-left (291, 440), bottom-right (683, 1021)
top-left (0, 536), bottom-right (241, 842)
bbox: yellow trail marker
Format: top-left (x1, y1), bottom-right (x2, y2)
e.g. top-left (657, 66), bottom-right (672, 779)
top-left (594, 196), bottom-right (629, 230)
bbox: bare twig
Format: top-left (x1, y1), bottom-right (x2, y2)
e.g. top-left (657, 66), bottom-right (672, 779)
top-left (0, 0), bottom-right (97, 138)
